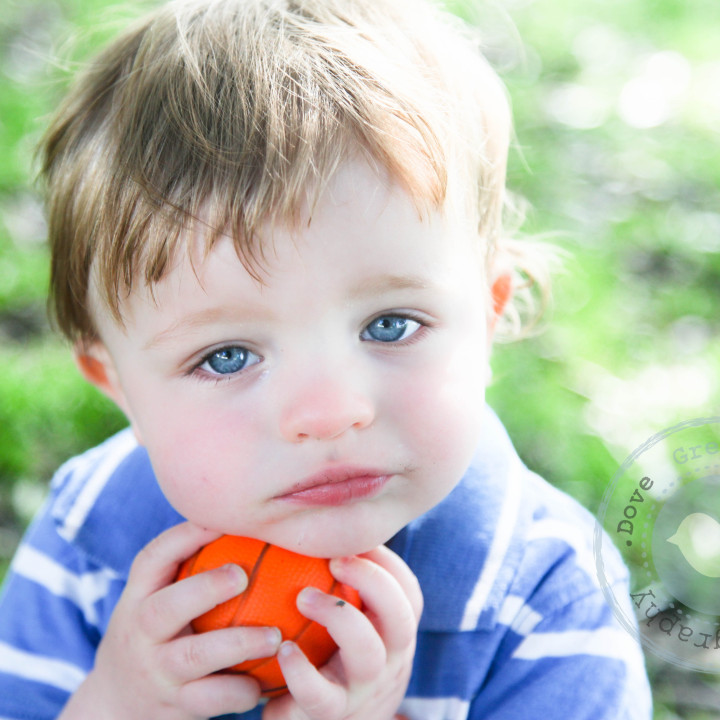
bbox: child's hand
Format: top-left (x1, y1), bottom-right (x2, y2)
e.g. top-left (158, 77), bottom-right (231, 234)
top-left (59, 522), bottom-right (281, 720)
top-left (263, 545), bottom-right (423, 720)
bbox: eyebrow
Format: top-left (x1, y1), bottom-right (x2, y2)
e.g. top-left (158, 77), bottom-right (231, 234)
top-left (145, 273), bottom-right (433, 350)
top-left (349, 273), bottom-right (433, 299)
top-left (143, 306), bottom-right (257, 351)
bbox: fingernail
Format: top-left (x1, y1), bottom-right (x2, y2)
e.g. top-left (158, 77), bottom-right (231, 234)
top-left (222, 563), bottom-right (247, 590)
top-left (298, 586), bottom-right (321, 606)
top-left (265, 627), bottom-right (282, 648)
top-left (329, 556), bottom-right (352, 573)
top-left (279, 640), bottom-right (295, 657)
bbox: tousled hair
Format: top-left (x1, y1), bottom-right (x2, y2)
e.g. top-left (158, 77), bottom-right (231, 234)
top-left (41, 0), bottom-right (546, 342)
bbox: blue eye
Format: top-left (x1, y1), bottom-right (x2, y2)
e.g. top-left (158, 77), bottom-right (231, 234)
top-left (361, 315), bottom-right (422, 343)
top-left (199, 346), bottom-right (260, 376)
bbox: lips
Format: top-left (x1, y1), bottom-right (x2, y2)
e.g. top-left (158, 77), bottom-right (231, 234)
top-left (275, 466), bottom-right (391, 506)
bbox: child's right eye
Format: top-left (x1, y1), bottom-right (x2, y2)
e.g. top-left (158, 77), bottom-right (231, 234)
top-left (197, 346), bottom-right (261, 376)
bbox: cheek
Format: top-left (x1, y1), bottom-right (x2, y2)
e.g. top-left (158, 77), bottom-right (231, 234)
top-left (390, 343), bottom-right (487, 464)
top-left (134, 396), bottom-right (266, 517)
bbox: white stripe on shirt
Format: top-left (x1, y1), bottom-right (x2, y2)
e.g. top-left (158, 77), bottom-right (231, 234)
top-left (497, 594), bottom-right (543, 637)
top-left (0, 641), bottom-right (85, 693)
top-left (399, 696), bottom-right (470, 720)
top-left (58, 431), bottom-right (137, 543)
top-left (11, 546), bottom-right (117, 627)
top-left (460, 458), bottom-right (522, 631)
top-left (513, 626), bottom-right (639, 661)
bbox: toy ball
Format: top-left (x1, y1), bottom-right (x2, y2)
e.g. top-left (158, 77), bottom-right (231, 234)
top-left (176, 535), bottom-right (361, 696)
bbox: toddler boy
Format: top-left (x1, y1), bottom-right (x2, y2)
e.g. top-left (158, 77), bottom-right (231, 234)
top-left (0, 0), bottom-right (651, 718)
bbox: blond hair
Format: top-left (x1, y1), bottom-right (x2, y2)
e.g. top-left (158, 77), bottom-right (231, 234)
top-left (41, 0), bottom-right (544, 342)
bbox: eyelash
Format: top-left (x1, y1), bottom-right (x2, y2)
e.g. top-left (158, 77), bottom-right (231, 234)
top-left (189, 312), bottom-right (431, 382)
top-left (361, 312), bottom-right (429, 345)
top-left (190, 345), bottom-right (262, 384)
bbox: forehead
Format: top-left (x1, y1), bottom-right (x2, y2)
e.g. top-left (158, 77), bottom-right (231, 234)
top-left (193, 158), bottom-right (481, 287)
top-left (91, 159), bottom-right (484, 338)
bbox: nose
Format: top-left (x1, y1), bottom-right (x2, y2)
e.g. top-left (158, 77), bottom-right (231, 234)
top-left (278, 372), bottom-right (375, 443)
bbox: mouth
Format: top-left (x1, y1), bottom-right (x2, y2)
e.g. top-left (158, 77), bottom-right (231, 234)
top-left (275, 466), bottom-right (392, 506)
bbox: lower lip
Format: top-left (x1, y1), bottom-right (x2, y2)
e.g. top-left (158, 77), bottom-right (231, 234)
top-left (277, 475), bottom-right (391, 506)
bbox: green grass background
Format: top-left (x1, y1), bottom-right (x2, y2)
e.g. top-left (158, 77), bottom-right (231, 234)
top-left (1, 0), bottom-right (719, 715)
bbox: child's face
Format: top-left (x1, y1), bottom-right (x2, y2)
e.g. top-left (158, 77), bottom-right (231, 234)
top-left (84, 160), bottom-right (495, 557)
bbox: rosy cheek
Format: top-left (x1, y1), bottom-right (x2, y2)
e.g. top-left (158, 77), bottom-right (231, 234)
top-left (397, 353), bottom-right (485, 455)
top-left (141, 400), bottom-right (249, 487)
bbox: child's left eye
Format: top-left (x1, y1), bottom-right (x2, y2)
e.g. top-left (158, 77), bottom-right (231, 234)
top-left (361, 315), bottom-right (422, 343)
top-left (198, 346), bottom-right (261, 376)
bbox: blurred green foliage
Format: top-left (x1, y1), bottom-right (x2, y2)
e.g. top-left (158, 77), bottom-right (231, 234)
top-left (1, 0), bottom-right (719, 715)
top-left (481, 0), bottom-right (720, 514)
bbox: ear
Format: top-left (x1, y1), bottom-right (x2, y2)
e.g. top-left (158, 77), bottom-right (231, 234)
top-left (74, 342), bottom-right (143, 443)
top-left (74, 341), bottom-right (124, 406)
top-left (488, 272), bottom-right (513, 336)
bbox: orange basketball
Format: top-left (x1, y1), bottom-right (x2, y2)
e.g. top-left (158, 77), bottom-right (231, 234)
top-left (176, 535), bottom-right (361, 697)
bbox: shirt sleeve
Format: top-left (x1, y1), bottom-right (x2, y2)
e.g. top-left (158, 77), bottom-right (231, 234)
top-left (0, 499), bottom-right (124, 720)
top-left (468, 581), bottom-right (652, 720)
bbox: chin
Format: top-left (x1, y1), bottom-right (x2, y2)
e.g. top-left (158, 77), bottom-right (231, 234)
top-left (274, 526), bottom-right (397, 559)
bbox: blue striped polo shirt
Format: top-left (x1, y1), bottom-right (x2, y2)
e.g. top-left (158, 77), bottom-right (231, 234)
top-left (0, 406), bottom-right (652, 719)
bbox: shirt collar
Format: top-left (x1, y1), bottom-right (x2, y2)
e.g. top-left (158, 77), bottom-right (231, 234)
top-left (51, 431), bottom-right (185, 577)
top-left (388, 405), bottom-right (526, 631)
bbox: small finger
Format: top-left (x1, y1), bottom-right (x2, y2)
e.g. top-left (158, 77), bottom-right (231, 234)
top-left (127, 522), bottom-right (223, 597)
top-left (297, 586), bottom-right (385, 683)
top-left (329, 555), bottom-right (418, 653)
top-left (178, 672), bottom-right (262, 718)
top-left (162, 626), bottom-right (282, 683)
top-left (359, 545), bottom-right (424, 621)
top-left (139, 562), bottom-right (247, 641)
top-left (273, 641), bottom-right (346, 719)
